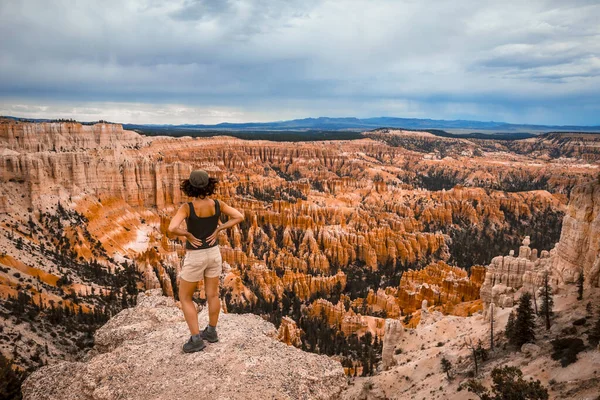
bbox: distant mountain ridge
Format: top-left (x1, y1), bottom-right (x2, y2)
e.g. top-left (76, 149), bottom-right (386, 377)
top-left (123, 116), bottom-right (600, 133)
top-left (4, 115), bottom-right (600, 134)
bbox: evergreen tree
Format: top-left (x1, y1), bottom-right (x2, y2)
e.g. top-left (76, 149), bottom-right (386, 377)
top-left (510, 292), bottom-right (536, 348)
top-left (539, 272), bottom-right (554, 330)
top-left (577, 271), bottom-right (584, 300)
top-left (588, 307), bottom-right (600, 348)
top-left (489, 303), bottom-right (495, 351)
top-left (505, 310), bottom-right (516, 342)
top-left (464, 337), bottom-right (487, 376)
top-left (0, 353), bottom-right (23, 400)
top-left (441, 357), bottom-right (452, 380)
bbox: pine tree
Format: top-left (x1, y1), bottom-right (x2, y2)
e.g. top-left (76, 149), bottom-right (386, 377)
top-left (539, 272), bottom-right (554, 330)
top-left (588, 307), bottom-right (600, 348)
top-left (510, 292), bottom-right (536, 348)
top-left (441, 357), bottom-right (452, 380)
top-left (0, 353), bottom-right (23, 400)
top-left (577, 271), bottom-right (584, 300)
top-left (489, 303), bottom-right (495, 351)
top-left (464, 337), bottom-right (486, 376)
top-left (505, 310), bottom-right (516, 342)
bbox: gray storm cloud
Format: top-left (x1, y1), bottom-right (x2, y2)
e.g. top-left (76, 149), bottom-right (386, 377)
top-left (0, 0), bottom-right (599, 124)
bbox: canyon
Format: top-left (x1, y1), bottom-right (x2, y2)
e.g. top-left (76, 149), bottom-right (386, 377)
top-left (1, 118), bottom-right (599, 398)
top-left (21, 178), bottom-right (600, 399)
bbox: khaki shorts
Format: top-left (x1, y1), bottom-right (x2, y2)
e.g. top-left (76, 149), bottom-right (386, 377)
top-left (179, 246), bottom-right (222, 282)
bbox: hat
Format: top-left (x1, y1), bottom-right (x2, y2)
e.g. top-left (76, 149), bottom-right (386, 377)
top-left (189, 169), bottom-right (209, 188)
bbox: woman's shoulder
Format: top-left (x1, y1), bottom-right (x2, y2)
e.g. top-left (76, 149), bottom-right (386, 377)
top-left (178, 202), bottom-right (191, 214)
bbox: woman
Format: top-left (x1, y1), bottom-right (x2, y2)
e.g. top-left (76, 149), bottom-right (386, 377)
top-left (167, 169), bottom-right (244, 353)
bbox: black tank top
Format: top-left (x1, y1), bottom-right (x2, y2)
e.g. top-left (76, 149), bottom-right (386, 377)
top-left (185, 199), bottom-right (220, 250)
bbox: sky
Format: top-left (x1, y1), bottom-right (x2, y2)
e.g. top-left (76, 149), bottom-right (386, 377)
top-left (0, 0), bottom-right (599, 125)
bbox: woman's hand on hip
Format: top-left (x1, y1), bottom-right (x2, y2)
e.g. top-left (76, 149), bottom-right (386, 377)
top-left (206, 227), bottom-right (221, 246)
top-left (186, 232), bottom-right (203, 248)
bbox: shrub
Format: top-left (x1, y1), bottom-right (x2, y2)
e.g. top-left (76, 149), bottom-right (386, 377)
top-left (589, 309), bottom-right (600, 347)
top-left (440, 357), bottom-right (452, 380)
top-left (551, 337), bottom-right (586, 367)
top-left (465, 366), bottom-right (548, 400)
top-left (561, 326), bottom-right (577, 335)
top-left (0, 353), bottom-right (23, 400)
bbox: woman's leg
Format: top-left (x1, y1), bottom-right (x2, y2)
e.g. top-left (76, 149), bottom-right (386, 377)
top-left (179, 278), bottom-right (200, 335)
top-left (204, 276), bottom-right (220, 327)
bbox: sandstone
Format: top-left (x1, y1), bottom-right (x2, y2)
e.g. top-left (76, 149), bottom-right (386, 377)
top-left (2, 119), bottom-right (595, 377)
top-left (553, 179), bottom-right (600, 287)
top-left (0, 119), bottom-right (146, 153)
top-left (481, 236), bottom-right (552, 310)
top-left (277, 316), bottom-right (303, 347)
top-left (22, 290), bottom-right (346, 400)
top-left (309, 299), bottom-right (386, 337)
top-left (397, 261), bottom-right (484, 314)
top-left (418, 310), bottom-right (444, 328)
top-left (381, 319), bottom-right (404, 370)
top-left (481, 180), bottom-right (600, 311)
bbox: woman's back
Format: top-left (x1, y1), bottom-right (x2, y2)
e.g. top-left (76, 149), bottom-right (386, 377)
top-left (167, 169), bottom-right (245, 353)
top-left (185, 199), bottom-right (220, 250)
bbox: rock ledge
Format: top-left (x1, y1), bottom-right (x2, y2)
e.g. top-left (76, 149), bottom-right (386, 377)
top-left (22, 289), bottom-right (346, 400)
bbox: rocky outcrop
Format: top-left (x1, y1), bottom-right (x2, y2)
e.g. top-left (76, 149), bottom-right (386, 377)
top-left (21, 290), bottom-right (346, 400)
top-left (480, 236), bottom-right (554, 308)
top-left (282, 269), bottom-right (347, 301)
top-left (381, 319), bottom-right (404, 370)
top-left (481, 180), bottom-right (600, 308)
top-left (553, 179), bottom-right (600, 287)
top-left (309, 299), bottom-right (386, 337)
top-left (0, 118), bottom-right (145, 152)
top-left (277, 316), bottom-right (303, 347)
top-left (396, 261), bottom-right (485, 314)
top-left (505, 132), bottom-right (600, 162)
top-left (363, 288), bottom-right (401, 318)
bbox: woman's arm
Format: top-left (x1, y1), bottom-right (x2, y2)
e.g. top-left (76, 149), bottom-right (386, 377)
top-left (167, 204), bottom-right (203, 248)
top-left (205, 200), bottom-right (244, 245)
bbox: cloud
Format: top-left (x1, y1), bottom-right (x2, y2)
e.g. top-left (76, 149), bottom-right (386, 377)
top-left (0, 0), bottom-right (599, 125)
top-left (0, 100), bottom-right (254, 124)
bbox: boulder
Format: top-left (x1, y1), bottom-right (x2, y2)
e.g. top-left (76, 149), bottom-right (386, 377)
top-left (521, 343), bottom-right (541, 357)
top-left (381, 319), bottom-right (404, 370)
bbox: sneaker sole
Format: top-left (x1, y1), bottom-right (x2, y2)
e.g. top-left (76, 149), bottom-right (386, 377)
top-left (183, 342), bottom-right (206, 353)
top-left (202, 335), bottom-right (219, 343)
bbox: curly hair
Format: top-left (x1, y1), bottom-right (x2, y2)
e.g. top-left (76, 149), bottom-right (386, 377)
top-left (180, 177), bottom-right (218, 198)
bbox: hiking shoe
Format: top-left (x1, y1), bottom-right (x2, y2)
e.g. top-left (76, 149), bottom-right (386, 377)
top-left (201, 326), bottom-right (219, 343)
top-left (182, 335), bottom-right (206, 353)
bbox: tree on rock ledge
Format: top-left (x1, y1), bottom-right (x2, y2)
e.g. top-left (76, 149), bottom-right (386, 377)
top-left (510, 292), bottom-right (536, 348)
